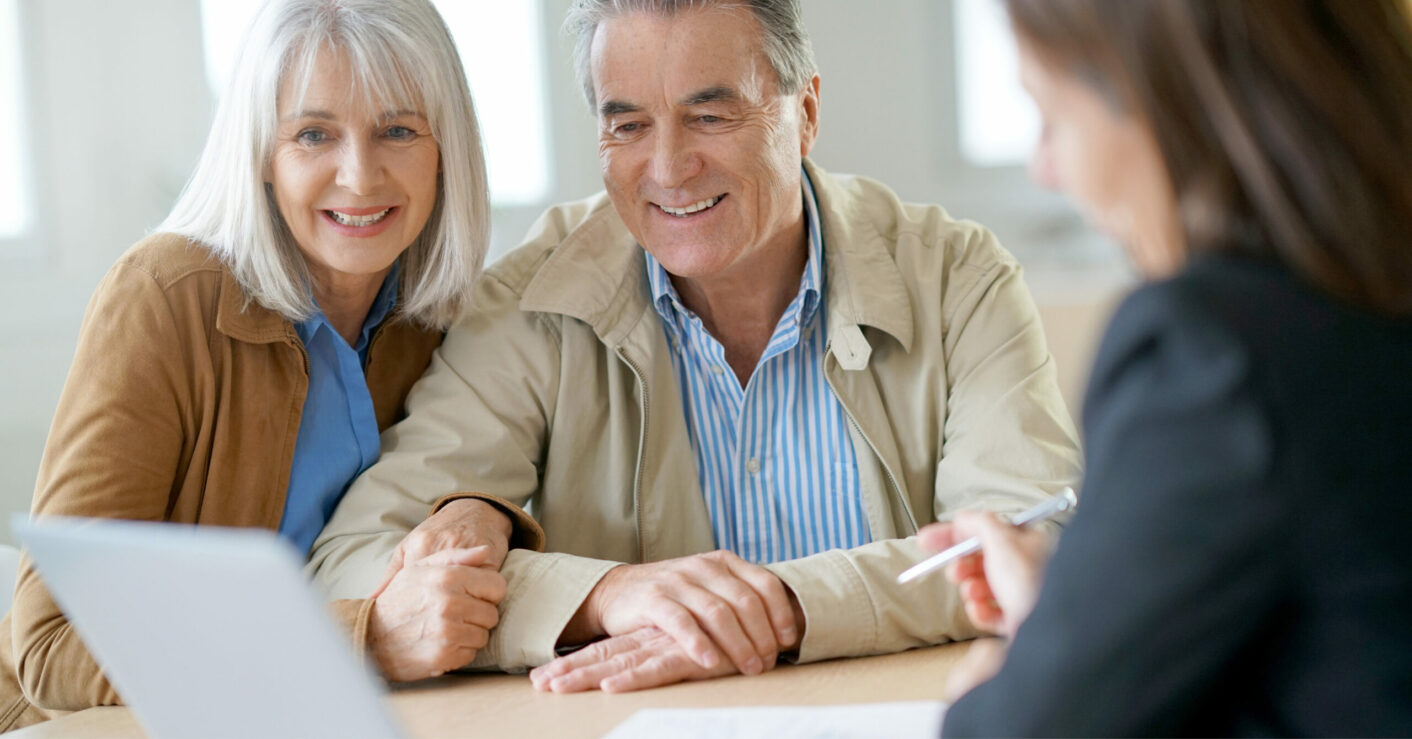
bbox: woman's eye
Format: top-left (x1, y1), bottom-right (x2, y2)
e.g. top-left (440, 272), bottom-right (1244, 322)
top-left (385, 125), bottom-right (415, 140)
top-left (297, 129), bottom-right (327, 144)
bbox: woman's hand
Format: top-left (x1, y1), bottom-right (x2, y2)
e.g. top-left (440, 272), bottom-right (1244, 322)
top-left (367, 546), bottom-right (506, 682)
top-left (917, 510), bottom-right (1054, 637)
top-left (371, 498), bottom-right (512, 599)
top-left (941, 637), bottom-right (1010, 703)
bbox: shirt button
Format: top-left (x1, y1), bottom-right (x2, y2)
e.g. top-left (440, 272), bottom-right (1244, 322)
top-left (710, 365), bottom-right (724, 375)
top-left (747, 457), bottom-right (761, 474)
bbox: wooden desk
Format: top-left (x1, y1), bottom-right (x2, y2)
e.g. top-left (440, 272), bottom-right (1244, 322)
top-left (13, 642), bottom-right (970, 738)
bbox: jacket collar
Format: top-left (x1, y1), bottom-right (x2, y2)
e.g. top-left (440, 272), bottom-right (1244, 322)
top-left (215, 269), bottom-right (298, 345)
top-left (518, 158), bottom-right (914, 354)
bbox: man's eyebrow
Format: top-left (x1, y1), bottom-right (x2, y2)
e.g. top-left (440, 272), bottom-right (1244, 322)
top-left (599, 99), bottom-right (641, 117)
top-left (681, 86), bottom-right (738, 106)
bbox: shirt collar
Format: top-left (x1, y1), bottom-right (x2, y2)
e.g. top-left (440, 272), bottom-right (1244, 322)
top-left (646, 167), bottom-right (825, 334)
top-left (296, 261), bottom-right (401, 351)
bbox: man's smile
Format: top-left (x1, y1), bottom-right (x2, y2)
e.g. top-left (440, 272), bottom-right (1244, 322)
top-left (654, 194), bottom-right (725, 217)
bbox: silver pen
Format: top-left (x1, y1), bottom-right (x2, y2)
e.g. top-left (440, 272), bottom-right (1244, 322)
top-left (896, 487), bottom-right (1078, 584)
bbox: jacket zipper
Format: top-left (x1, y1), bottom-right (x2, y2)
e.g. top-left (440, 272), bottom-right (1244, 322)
top-left (615, 347), bottom-right (650, 562)
top-left (822, 346), bottom-right (917, 535)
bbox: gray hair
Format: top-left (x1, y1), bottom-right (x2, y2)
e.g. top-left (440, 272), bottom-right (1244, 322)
top-left (160, 0), bottom-right (488, 329)
top-left (564, 0), bottom-right (817, 109)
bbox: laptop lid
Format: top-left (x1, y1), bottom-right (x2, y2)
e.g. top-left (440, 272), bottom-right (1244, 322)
top-left (12, 515), bottom-right (402, 739)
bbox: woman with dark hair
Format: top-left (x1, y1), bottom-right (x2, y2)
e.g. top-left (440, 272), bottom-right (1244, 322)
top-left (925, 0), bottom-right (1412, 735)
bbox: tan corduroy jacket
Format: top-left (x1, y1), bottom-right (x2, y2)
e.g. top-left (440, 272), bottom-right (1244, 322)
top-left (0, 234), bottom-right (542, 732)
top-left (310, 161), bottom-right (1082, 670)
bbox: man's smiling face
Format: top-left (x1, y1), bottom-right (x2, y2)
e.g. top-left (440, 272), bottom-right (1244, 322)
top-left (591, 4), bottom-right (819, 282)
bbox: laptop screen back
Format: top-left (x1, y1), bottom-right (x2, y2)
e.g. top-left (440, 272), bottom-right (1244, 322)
top-left (12, 515), bottom-right (401, 739)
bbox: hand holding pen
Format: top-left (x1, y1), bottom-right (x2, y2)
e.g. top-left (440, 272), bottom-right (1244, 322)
top-left (907, 487), bottom-right (1076, 638)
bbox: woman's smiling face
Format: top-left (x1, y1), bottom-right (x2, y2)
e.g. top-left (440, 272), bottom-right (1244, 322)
top-left (267, 45), bottom-right (441, 290)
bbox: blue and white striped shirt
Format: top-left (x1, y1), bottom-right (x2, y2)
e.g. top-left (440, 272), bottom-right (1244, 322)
top-left (646, 170), bottom-right (871, 564)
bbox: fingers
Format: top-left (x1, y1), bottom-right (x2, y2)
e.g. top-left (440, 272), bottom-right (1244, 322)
top-left (667, 552), bottom-right (786, 673)
top-left (432, 558), bottom-right (506, 605)
top-left (531, 631), bottom-right (657, 692)
top-left (674, 586), bottom-right (766, 675)
top-left (946, 549), bottom-right (986, 584)
top-left (587, 552), bottom-right (795, 676)
top-left (418, 545), bottom-right (493, 570)
top-left (955, 511), bottom-right (1027, 553)
top-left (642, 598), bottom-right (723, 671)
top-left (916, 522), bottom-right (959, 553)
top-left (390, 500), bottom-right (514, 576)
top-left (531, 628), bottom-right (729, 694)
top-left (717, 553), bottom-right (798, 649)
top-left (959, 577), bottom-right (1004, 633)
top-left (369, 591), bottom-right (494, 682)
top-left (600, 649), bottom-right (697, 693)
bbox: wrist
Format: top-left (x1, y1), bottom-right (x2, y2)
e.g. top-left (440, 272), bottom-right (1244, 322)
top-left (559, 593), bottom-right (602, 646)
top-left (785, 587), bottom-right (806, 652)
top-left (443, 498), bottom-right (513, 542)
top-left (557, 565), bottom-right (620, 646)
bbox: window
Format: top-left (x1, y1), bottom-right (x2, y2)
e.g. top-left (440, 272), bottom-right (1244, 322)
top-left (199, 0), bottom-right (550, 206)
top-left (953, 0), bottom-right (1039, 167)
top-left (0, 0), bottom-right (31, 240)
top-left (435, 2), bottom-right (550, 205)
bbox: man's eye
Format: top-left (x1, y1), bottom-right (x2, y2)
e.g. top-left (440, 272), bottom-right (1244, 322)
top-left (698, 115), bottom-right (721, 124)
top-left (615, 122), bottom-right (641, 135)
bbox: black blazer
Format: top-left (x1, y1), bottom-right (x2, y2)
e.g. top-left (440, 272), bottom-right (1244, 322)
top-left (944, 254), bottom-right (1412, 736)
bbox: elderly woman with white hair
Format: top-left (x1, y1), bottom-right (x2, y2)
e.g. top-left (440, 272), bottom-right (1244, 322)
top-left (0, 0), bottom-right (539, 729)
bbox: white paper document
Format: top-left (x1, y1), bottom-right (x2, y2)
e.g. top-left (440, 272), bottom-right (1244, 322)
top-left (605, 700), bottom-right (947, 739)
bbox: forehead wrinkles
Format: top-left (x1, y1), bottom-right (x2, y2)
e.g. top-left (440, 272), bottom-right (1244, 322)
top-left (592, 8), bottom-right (776, 111)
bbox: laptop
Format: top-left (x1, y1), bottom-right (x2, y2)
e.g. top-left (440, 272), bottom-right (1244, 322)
top-left (11, 515), bottom-right (403, 739)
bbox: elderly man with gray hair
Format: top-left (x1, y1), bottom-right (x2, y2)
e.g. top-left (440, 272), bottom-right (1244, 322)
top-left (310, 0), bottom-right (1080, 692)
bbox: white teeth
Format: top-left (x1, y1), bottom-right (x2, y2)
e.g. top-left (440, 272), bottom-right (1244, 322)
top-left (658, 195), bottom-right (722, 217)
top-left (328, 208), bottom-right (391, 227)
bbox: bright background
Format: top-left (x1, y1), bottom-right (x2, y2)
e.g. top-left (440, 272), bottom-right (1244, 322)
top-left (0, 0), bottom-right (1130, 544)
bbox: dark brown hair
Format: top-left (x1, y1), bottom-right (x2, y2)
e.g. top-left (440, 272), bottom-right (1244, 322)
top-left (1006, 0), bottom-right (1412, 314)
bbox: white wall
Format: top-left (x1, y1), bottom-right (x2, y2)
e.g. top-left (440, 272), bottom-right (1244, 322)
top-left (0, 0), bottom-right (1130, 545)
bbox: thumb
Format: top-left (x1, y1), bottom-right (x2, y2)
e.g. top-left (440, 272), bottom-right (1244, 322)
top-left (417, 545), bottom-right (492, 569)
top-left (954, 511), bottom-right (1018, 548)
top-left (916, 522), bottom-right (959, 553)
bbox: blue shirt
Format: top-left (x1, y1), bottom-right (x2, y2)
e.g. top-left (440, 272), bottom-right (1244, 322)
top-left (646, 170), bottom-right (870, 564)
top-left (279, 266), bottom-right (399, 554)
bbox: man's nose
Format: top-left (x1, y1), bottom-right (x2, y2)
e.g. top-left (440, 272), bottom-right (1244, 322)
top-left (648, 126), bottom-right (702, 189)
top-left (336, 139), bottom-right (385, 195)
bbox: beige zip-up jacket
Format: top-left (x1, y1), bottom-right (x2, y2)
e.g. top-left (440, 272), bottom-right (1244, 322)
top-left (310, 161), bottom-right (1081, 669)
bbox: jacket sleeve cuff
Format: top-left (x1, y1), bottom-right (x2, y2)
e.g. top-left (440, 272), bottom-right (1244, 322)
top-left (328, 597), bottom-right (376, 662)
top-left (765, 550), bottom-right (877, 664)
top-left (468, 549), bottom-right (620, 672)
top-left (431, 492), bottom-right (546, 552)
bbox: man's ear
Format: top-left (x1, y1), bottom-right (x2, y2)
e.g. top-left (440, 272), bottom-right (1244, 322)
top-left (798, 74), bottom-right (821, 156)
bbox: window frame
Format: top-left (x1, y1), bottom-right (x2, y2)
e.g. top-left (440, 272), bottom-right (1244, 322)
top-left (0, 0), bottom-right (36, 257)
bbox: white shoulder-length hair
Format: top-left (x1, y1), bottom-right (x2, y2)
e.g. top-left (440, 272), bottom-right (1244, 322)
top-left (161, 0), bottom-right (488, 329)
